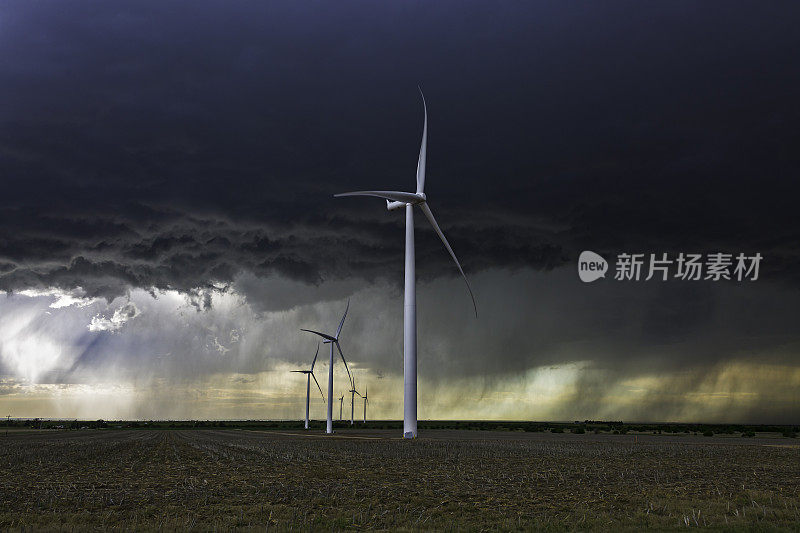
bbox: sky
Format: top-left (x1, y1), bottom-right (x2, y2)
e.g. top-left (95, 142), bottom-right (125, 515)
top-left (1, 1), bottom-right (799, 423)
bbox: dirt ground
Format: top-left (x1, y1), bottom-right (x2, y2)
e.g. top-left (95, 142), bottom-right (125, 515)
top-left (0, 428), bottom-right (798, 530)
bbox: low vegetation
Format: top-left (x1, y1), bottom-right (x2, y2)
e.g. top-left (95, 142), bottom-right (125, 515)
top-left (8, 418), bottom-right (799, 437)
top-left (0, 428), bottom-right (798, 530)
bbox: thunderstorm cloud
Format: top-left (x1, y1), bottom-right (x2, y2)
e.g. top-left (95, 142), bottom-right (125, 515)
top-left (0, 1), bottom-right (798, 422)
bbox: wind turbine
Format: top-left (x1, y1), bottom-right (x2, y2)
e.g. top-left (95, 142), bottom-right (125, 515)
top-left (348, 378), bottom-right (362, 426)
top-left (362, 386), bottom-right (368, 424)
top-left (338, 394), bottom-right (345, 421)
top-left (290, 343), bottom-right (325, 430)
top-left (335, 90), bottom-right (477, 438)
top-left (301, 299), bottom-right (354, 434)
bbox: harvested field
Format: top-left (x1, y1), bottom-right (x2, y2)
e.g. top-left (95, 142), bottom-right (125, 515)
top-left (0, 429), bottom-right (798, 530)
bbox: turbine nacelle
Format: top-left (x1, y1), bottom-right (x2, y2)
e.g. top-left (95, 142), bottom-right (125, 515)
top-left (385, 193), bottom-right (426, 211)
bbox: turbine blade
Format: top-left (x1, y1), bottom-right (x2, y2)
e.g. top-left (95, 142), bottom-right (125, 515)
top-left (335, 298), bottom-right (349, 339)
top-left (418, 202), bottom-right (478, 317)
top-left (311, 372), bottom-right (325, 401)
top-left (290, 370), bottom-right (305, 373)
top-left (334, 190), bottom-right (421, 204)
top-left (416, 87), bottom-right (427, 194)
top-left (310, 343), bottom-right (320, 372)
top-left (335, 341), bottom-right (353, 388)
top-left (300, 329), bottom-right (337, 342)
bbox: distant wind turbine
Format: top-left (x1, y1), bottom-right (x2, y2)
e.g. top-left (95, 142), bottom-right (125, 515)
top-left (301, 299), bottom-right (353, 434)
top-left (362, 386), bottom-right (369, 424)
top-left (349, 378), bottom-right (362, 426)
top-left (338, 394), bottom-right (345, 421)
top-left (290, 343), bottom-right (325, 430)
top-left (335, 90), bottom-right (477, 438)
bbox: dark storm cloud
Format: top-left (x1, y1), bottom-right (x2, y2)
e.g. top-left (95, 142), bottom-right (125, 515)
top-left (2, 1), bottom-right (799, 300)
top-left (0, 195), bottom-right (570, 304)
top-left (1, 0), bottom-right (800, 404)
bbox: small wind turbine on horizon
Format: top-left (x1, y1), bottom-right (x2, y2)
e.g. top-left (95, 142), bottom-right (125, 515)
top-left (362, 386), bottom-right (368, 424)
top-left (335, 89), bottom-right (477, 439)
top-left (301, 299), bottom-right (354, 434)
top-left (338, 394), bottom-right (345, 421)
top-left (349, 378), bottom-right (362, 426)
top-left (290, 343), bottom-right (325, 430)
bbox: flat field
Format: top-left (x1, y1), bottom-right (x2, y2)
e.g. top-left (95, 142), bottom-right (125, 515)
top-left (0, 429), bottom-right (798, 530)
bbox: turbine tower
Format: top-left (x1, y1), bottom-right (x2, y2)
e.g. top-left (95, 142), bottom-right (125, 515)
top-left (362, 386), bottom-right (368, 424)
top-left (301, 299), bottom-right (354, 434)
top-left (335, 90), bottom-right (477, 438)
top-left (289, 343), bottom-right (325, 429)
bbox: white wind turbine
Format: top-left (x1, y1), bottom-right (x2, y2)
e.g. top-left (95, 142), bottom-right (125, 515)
top-left (290, 343), bottom-right (325, 429)
top-left (335, 89), bottom-right (477, 438)
top-left (301, 299), bottom-right (354, 434)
